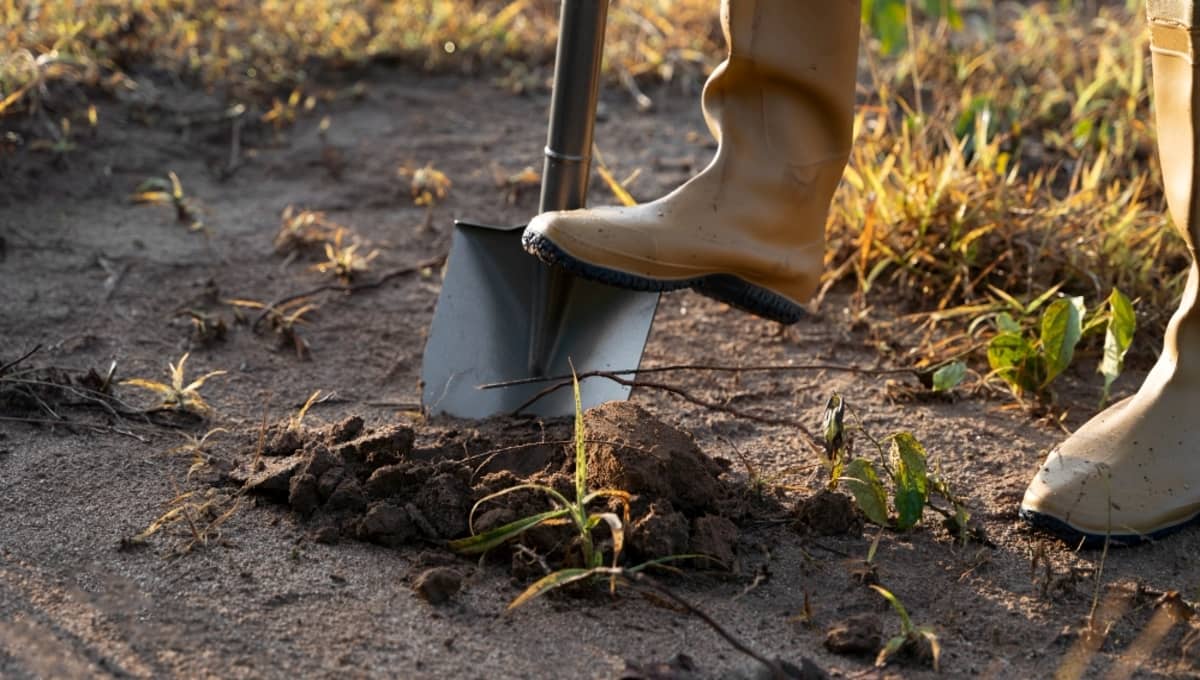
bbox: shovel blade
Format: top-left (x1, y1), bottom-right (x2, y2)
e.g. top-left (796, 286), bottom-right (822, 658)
top-left (422, 221), bottom-right (658, 419)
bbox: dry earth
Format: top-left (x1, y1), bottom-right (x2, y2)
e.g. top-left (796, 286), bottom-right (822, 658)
top-left (2, 65), bottom-right (1200, 679)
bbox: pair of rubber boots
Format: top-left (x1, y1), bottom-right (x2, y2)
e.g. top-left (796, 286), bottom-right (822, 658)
top-left (522, 0), bottom-right (1200, 545)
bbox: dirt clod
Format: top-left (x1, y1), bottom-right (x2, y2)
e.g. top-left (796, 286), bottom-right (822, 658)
top-left (584, 402), bottom-right (725, 514)
top-left (630, 500), bottom-right (690, 558)
top-left (413, 567), bottom-right (462, 605)
top-left (689, 515), bottom-right (738, 568)
top-left (358, 502), bottom-right (417, 547)
top-left (824, 614), bottom-right (882, 656)
top-left (793, 489), bottom-right (863, 537)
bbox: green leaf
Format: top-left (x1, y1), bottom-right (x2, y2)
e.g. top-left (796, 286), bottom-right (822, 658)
top-left (841, 458), bottom-right (891, 527)
top-left (890, 433), bottom-right (929, 529)
top-left (870, 585), bottom-right (915, 634)
top-left (1099, 288), bottom-right (1136, 404)
top-left (507, 567), bottom-right (602, 610)
top-left (995, 311), bottom-right (1021, 334)
top-left (931, 361), bottom-right (967, 392)
top-left (571, 366), bottom-right (587, 505)
top-left (821, 394), bottom-right (846, 479)
top-left (1040, 297), bottom-right (1083, 386)
top-left (987, 331), bottom-right (1040, 392)
top-left (449, 507), bottom-right (570, 555)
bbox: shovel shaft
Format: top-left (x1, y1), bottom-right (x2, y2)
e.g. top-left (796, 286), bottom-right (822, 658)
top-left (529, 0), bottom-right (609, 375)
top-left (539, 0), bottom-right (608, 213)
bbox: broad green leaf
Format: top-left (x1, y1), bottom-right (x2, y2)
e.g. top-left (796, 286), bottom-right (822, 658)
top-left (1039, 297), bottom-right (1083, 385)
top-left (449, 507), bottom-right (569, 555)
top-left (507, 567), bottom-right (600, 610)
top-left (931, 361), bottom-right (967, 392)
top-left (1100, 288), bottom-right (1136, 403)
top-left (987, 331), bottom-right (1040, 392)
top-left (841, 458), bottom-right (891, 527)
top-left (995, 311), bottom-right (1022, 334)
top-left (890, 433), bottom-right (929, 529)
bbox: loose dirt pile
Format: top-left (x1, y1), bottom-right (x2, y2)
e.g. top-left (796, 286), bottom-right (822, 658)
top-left (230, 402), bottom-right (855, 575)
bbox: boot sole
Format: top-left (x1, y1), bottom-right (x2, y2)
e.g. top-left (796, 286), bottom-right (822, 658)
top-left (1019, 506), bottom-right (1200, 548)
top-left (523, 231), bottom-right (806, 325)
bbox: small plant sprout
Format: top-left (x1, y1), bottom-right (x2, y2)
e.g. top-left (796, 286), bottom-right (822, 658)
top-left (132, 484), bottom-right (241, 554)
top-left (403, 163), bottom-right (452, 206)
top-left (312, 228), bottom-right (378, 282)
top-left (226, 297), bottom-right (318, 358)
top-left (985, 288), bottom-right (1135, 404)
top-left (820, 394), bottom-right (977, 541)
top-left (122, 352), bottom-right (226, 416)
top-left (131, 171), bottom-right (203, 231)
top-left (274, 206), bottom-right (344, 255)
top-left (450, 369), bottom-right (638, 605)
top-left (166, 427), bottom-right (229, 480)
top-left (289, 390), bottom-right (321, 431)
top-left (871, 585), bottom-right (941, 671)
top-left (260, 88), bottom-right (313, 133)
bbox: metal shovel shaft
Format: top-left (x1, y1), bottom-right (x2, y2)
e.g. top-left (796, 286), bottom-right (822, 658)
top-left (528, 0), bottom-right (610, 376)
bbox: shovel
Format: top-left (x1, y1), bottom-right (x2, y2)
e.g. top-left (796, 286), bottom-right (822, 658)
top-left (421, 0), bottom-right (660, 419)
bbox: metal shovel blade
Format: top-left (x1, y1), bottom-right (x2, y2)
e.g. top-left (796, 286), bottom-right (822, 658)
top-left (421, 221), bottom-right (658, 418)
top-left (420, 0), bottom-right (659, 419)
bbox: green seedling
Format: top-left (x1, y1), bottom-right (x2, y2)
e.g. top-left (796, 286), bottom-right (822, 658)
top-left (820, 394), bottom-right (975, 541)
top-left (122, 352), bottom-right (226, 416)
top-left (132, 172), bottom-right (203, 232)
top-left (986, 289), bottom-right (1135, 403)
top-left (450, 369), bottom-right (631, 586)
top-left (871, 585), bottom-right (941, 671)
top-left (451, 369), bottom-right (708, 609)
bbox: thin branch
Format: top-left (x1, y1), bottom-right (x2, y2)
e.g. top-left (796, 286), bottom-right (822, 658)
top-left (479, 361), bottom-right (921, 391)
top-left (252, 255), bottom-right (446, 329)
top-left (0, 345), bottom-right (42, 376)
top-left (510, 373), bottom-right (824, 454)
top-left (630, 572), bottom-right (795, 680)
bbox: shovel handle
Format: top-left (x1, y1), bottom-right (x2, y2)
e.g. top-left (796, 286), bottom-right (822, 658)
top-left (538, 0), bottom-right (608, 214)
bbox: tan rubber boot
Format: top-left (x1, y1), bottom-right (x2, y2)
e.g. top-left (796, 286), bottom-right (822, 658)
top-left (1021, 1), bottom-right (1200, 544)
top-left (522, 0), bottom-right (860, 324)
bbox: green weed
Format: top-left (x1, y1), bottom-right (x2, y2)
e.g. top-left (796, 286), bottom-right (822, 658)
top-left (871, 585), bottom-right (942, 671)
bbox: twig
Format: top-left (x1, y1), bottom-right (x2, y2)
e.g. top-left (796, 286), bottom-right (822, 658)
top-left (0, 345), bottom-right (41, 376)
top-left (510, 373), bottom-right (824, 453)
top-left (630, 572), bottom-right (794, 680)
top-left (479, 361), bottom-right (921, 391)
top-left (252, 255), bottom-right (445, 330)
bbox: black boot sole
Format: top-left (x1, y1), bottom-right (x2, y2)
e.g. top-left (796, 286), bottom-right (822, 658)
top-left (522, 231), bottom-right (806, 325)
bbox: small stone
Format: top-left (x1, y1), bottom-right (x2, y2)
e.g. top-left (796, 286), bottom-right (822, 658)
top-left (413, 567), bottom-right (462, 605)
top-left (824, 614), bottom-right (882, 656)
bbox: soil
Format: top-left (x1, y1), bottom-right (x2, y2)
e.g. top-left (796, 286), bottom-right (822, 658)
top-left (3, 65), bottom-right (1200, 679)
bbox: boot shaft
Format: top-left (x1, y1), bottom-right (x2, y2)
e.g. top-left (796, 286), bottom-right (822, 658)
top-left (1149, 0), bottom-right (1200, 250)
top-left (703, 0), bottom-right (861, 163)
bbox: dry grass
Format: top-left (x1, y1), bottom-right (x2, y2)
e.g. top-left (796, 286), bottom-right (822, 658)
top-left (2, 0), bottom-right (1183, 363)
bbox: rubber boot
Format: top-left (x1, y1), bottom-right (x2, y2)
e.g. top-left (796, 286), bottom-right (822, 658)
top-left (522, 0), bottom-right (860, 324)
top-left (1021, 1), bottom-right (1200, 544)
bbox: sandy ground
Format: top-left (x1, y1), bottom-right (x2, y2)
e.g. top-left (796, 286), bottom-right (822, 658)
top-left (2, 66), bottom-right (1200, 679)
